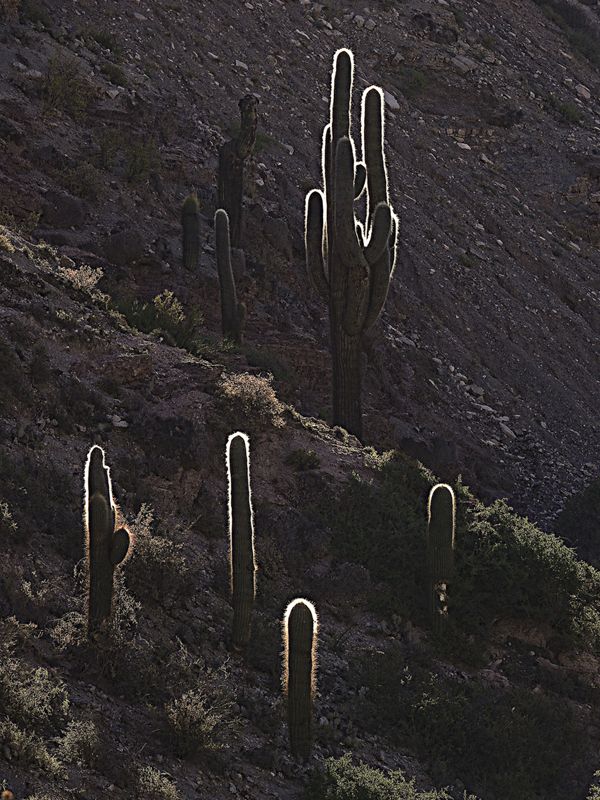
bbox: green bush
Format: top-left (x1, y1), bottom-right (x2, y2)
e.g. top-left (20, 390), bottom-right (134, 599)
top-left (555, 476), bottom-right (600, 564)
top-left (325, 452), bottom-right (600, 650)
top-left (136, 766), bottom-right (180, 800)
top-left (405, 674), bottom-right (587, 800)
top-left (305, 755), bottom-right (453, 800)
top-left (58, 720), bottom-right (102, 768)
top-left (42, 52), bottom-right (93, 118)
top-left (115, 291), bottom-right (204, 354)
top-left (0, 718), bottom-right (62, 775)
top-left (286, 448), bottom-right (320, 471)
top-left (0, 652), bottom-right (69, 734)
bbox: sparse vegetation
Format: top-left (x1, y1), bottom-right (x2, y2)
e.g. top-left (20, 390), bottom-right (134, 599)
top-left (115, 290), bottom-right (204, 353)
top-left (0, 0), bottom-right (19, 23)
top-left (58, 720), bottom-right (102, 768)
top-left (100, 60), bottom-right (128, 86)
top-left (0, 501), bottom-right (17, 536)
top-left (42, 52), bottom-right (93, 118)
top-left (136, 766), bottom-right (181, 800)
top-left (286, 448), bottom-right (320, 471)
top-left (59, 162), bottom-right (104, 200)
top-left (218, 372), bottom-right (285, 427)
top-left (124, 137), bottom-right (160, 182)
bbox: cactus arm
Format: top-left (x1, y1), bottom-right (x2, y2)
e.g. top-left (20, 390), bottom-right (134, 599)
top-left (362, 87), bottom-right (388, 223)
top-left (331, 49), bottom-right (353, 145)
top-left (354, 162), bottom-right (367, 199)
top-left (215, 209), bottom-right (245, 345)
top-left (389, 211), bottom-right (399, 277)
top-left (110, 527), bottom-right (130, 566)
top-left (305, 190), bottom-right (329, 301)
top-left (228, 433), bottom-right (256, 649)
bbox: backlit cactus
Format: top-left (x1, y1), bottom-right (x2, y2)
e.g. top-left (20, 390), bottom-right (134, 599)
top-left (85, 446), bottom-right (130, 639)
top-left (182, 194), bottom-right (200, 270)
top-left (215, 208), bottom-right (246, 345)
top-left (305, 48), bottom-right (399, 439)
top-left (227, 432), bottom-right (256, 649)
top-left (283, 598), bottom-right (318, 761)
top-left (426, 483), bottom-right (456, 634)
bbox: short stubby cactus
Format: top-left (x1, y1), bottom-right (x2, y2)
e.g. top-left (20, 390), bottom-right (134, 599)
top-left (182, 194), bottom-right (200, 270)
top-left (283, 598), bottom-right (318, 761)
top-left (426, 483), bottom-right (456, 633)
top-left (227, 432), bottom-right (257, 649)
top-left (85, 446), bottom-right (130, 638)
top-left (305, 48), bottom-right (399, 439)
top-left (215, 209), bottom-right (246, 344)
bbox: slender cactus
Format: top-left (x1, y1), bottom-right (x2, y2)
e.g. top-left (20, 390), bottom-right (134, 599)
top-left (283, 598), bottom-right (318, 761)
top-left (426, 483), bottom-right (456, 634)
top-left (182, 194), bottom-right (200, 270)
top-left (217, 94), bottom-right (259, 247)
top-left (84, 446), bottom-right (130, 638)
top-left (227, 432), bottom-right (256, 649)
top-left (215, 208), bottom-right (246, 344)
top-left (305, 49), bottom-right (399, 439)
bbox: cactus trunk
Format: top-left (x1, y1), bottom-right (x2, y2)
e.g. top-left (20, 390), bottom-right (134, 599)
top-left (284, 599), bottom-right (318, 761)
top-left (426, 484), bottom-right (456, 634)
top-left (227, 432), bottom-right (256, 649)
top-left (85, 446), bottom-right (130, 639)
top-left (215, 209), bottom-right (246, 345)
top-left (182, 194), bottom-right (200, 270)
top-left (331, 323), bottom-right (362, 437)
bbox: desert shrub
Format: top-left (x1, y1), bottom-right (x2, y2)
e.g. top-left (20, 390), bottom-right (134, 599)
top-left (58, 263), bottom-right (103, 292)
top-left (165, 666), bottom-right (236, 756)
top-left (20, 0), bottom-right (50, 25)
top-left (58, 720), bottom-right (102, 768)
top-left (59, 162), bottom-right (104, 200)
top-left (398, 67), bottom-right (428, 98)
top-left (0, 652), bottom-right (69, 734)
top-left (244, 346), bottom-right (291, 382)
top-left (136, 766), bottom-right (180, 800)
top-left (83, 28), bottom-right (123, 57)
top-left (305, 754), bottom-right (453, 800)
top-left (405, 674), bottom-right (587, 800)
top-left (0, 718), bottom-right (62, 775)
top-left (285, 448), bottom-right (320, 471)
top-left (588, 773), bottom-right (600, 800)
top-left (115, 291), bottom-right (204, 354)
top-left (325, 452), bottom-right (600, 650)
top-left (125, 137), bottom-right (160, 182)
top-left (217, 372), bottom-right (285, 428)
top-left (555, 476), bottom-right (600, 564)
top-left (0, 232), bottom-right (15, 252)
top-left (547, 94), bottom-right (583, 124)
top-left (127, 504), bottom-right (189, 600)
top-left (0, 501), bottom-right (17, 537)
top-left (42, 52), bottom-right (93, 118)
top-left (101, 60), bottom-right (127, 86)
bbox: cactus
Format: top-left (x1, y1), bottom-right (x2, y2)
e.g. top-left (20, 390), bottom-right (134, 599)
top-left (215, 209), bottom-right (246, 345)
top-left (426, 483), bottom-right (456, 634)
top-left (218, 94), bottom-right (259, 247)
top-left (283, 598), bottom-right (318, 761)
top-left (84, 446), bottom-right (130, 639)
top-left (182, 194), bottom-right (200, 270)
top-left (227, 432), bottom-right (256, 649)
top-left (305, 48), bottom-right (399, 439)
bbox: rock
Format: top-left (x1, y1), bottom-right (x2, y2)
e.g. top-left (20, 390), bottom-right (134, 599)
top-left (575, 83), bottom-right (591, 101)
top-left (59, 254), bottom-right (76, 269)
top-left (451, 55), bottom-right (477, 74)
top-left (384, 90), bottom-right (400, 111)
top-left (468, 384), bottom-right (485, 397)
top-left (101, 228), bottom-right (146, 266)
top-left (41, 190), bottom-right (87, 228)
top-left (499, 422), bottom-right (516, 439)
top-left (354, 14), bottom-right (365, 28)
top-left (365, 18), bottom-right (376, 31)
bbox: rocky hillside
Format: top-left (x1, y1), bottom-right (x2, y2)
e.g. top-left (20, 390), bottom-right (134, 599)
top-left (1, 0), bottom-right (600, 798)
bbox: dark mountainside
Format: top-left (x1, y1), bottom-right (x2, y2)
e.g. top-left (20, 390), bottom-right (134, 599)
top-left (1, 0), bottom-right (600, 799)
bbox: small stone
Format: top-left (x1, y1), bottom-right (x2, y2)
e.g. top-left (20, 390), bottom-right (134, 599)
top-left (575, 83), bottom-right (591, 101)
top-left (354, 14), bottom-right (365, 27)
top-left (235, 60), bottom-right (248, 71)
top-left (365, 18), bottom-right (376, 30)
top-left (60, 254), bottom-right (76, 269)
top-left (384, 90), bottom-right (400, 111)
top-left (457, 142), bottom-right (472, 150)
top-left (499, 422), bottom-right (516, 439)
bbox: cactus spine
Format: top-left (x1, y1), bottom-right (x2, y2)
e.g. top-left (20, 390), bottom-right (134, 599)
top-left (283, 598), bottom-right (318, 761)
top-left (305, 48), bottom-right (398, 439)
top-left (215, 209), bottom-right (246, 345)
top-left (227, 432), bottom-right (256, 649)
top-left (85, 446), bottom-right (130, 639)
top-left (182, 194), bottom-right (200, 270)
top-left (426, 483), bottom-right (456, 634)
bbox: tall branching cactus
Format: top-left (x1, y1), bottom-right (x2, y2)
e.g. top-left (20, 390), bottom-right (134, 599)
top-left (218, 94), bottom-right (259, 247)
top-left (182, 194), bottom-right (200, 270)
top-left (426, 483), bottom-right (456, 634)
top-left (283, 598), bottom-right (318, 761)
top-left (305, 48), bottom-right (399, 439)
top-left (85, 446), bottom-right (130, 639)
top-left (227, 432), bottom-right (256, 649)
top-left (215, 209), bottom-right (246, 345)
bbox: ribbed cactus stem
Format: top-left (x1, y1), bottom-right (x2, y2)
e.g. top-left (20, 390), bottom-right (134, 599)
top-left (305, 48), bottom-right (399, 439)
top-left (426, 483), bottom-right (456, 633)
top-left (227, 432), bottom-right (256, 650)
top-left (215, 209), bottom-right (246, 345)
top-left (85, 446), bottom-right (130, 638)
top-left (182, 194), bottom-right (200, 270)
top-left (284, 598), bottom-right (318, 761)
